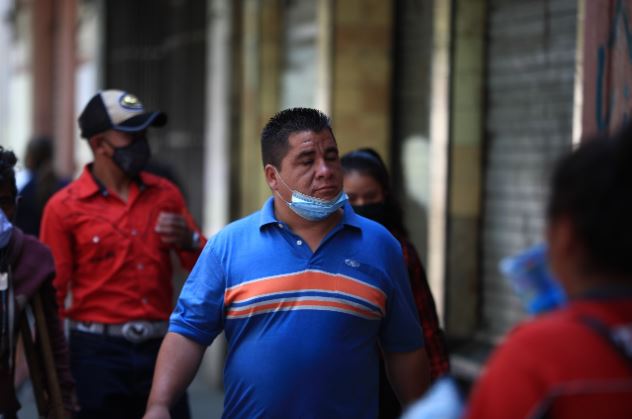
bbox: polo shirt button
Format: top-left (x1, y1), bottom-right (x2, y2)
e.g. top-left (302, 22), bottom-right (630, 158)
top-left (137, 263), bottom-right (144, 270)
top-left (278, 223), bottom-right (284, 229)
top-left (92, 235), bottom-right (100, 243)
top-left (296, 240), bottom-right (303, 246)
top-left (142, 298), bottom-right (148, 304)
top-left (131, 229), bottom-right (138, 236)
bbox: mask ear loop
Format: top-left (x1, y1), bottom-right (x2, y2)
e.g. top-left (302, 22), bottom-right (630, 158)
top-left (273, 167), bottom-right (293, 193)
top-left (271, 168), bottom-right (295, 209)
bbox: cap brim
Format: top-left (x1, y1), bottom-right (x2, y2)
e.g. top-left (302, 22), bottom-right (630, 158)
top-left (113, 112), bottom-right (167, 133)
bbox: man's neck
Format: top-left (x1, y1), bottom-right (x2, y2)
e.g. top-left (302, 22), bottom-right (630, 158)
top-left (273, 197), bottom-right (342, 252)
top-left (91, 160), bottom-right (132, 201)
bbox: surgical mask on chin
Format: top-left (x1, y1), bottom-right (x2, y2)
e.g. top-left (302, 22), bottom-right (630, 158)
top-left (109, 137), bottom-right (151, 178)
top-left (0, 209), bottom-right (13, 249)
top-left (275, 170), bottom-right (347, 221)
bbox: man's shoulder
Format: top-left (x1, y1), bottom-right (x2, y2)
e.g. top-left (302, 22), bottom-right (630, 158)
top-left (214, 210), bottom-right (262, 239)
top-left (45, 178), bottom-right (79, 208)
top-left (498, 307), bottom-right (601, 355)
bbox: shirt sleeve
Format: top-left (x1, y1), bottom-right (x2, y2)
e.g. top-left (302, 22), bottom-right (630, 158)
top-left (40, 199), bottom-right (73, 316)
top-left (379, 240), bottom-right (425, 353)
top-left (169, 239), bottom-right (225, 346)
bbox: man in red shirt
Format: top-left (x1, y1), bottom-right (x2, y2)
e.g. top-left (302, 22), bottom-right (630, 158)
top-left (41, 90), bottom-right (206, 419)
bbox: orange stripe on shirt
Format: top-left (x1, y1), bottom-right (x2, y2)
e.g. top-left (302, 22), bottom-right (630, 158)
top-left (225, 270), bottom-right (386, 312)
top-left (226, 298), bottom-right (382, 320)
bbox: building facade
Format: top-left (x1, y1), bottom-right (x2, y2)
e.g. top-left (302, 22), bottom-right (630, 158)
top-left (1, 0), bottom-right (629, 385)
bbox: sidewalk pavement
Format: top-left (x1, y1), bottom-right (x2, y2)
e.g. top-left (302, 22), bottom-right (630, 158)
top-left (17, 372), bottom-right (224, 418)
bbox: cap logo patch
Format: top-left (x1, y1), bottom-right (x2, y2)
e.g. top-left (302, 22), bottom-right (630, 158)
top-left (120, 94), bottom-right (143, 110)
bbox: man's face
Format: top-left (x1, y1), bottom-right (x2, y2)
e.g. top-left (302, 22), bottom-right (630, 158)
top-left (0, 183), bottom-right (16, 220)
top-left (273, 129), bottom-right (343, 201)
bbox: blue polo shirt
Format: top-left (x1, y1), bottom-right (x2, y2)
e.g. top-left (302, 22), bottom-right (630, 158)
top-left (170, 197), bottom-right (424, 418)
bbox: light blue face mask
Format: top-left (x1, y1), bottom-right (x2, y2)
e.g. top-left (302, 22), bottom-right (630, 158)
top-left (0, 209), bottom-right (13, 249)
top-left (275, 170), bottom-right (347, 221)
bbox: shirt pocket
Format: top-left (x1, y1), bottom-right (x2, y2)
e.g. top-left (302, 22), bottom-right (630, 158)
top-left (74, 218), bottom-right (120, 268)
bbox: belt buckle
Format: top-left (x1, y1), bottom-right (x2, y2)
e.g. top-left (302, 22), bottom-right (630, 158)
top-left (121, 321), bottom-right (152, 343)
top-left (76, 321), bottom-right (104, 334)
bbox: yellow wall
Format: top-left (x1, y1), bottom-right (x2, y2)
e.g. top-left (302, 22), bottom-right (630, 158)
top-left (332, 0), bottom-right (393, 160)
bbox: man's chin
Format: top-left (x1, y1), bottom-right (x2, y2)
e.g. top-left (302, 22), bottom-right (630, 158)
top-left (313, 190), bottom-right (341, 201)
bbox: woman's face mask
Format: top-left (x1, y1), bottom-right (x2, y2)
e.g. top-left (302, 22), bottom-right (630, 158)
top-left (352, 202), bottom-right (387, 225)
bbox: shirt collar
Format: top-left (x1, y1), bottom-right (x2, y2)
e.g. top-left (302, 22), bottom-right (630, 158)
top-left (75, 164), bottom-right (152, 199)
top-left (258, 196), bottom-right (362, 230)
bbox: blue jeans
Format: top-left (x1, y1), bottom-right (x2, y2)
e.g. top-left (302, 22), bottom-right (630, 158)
top-left (70, 330), bottom-right (190, 419)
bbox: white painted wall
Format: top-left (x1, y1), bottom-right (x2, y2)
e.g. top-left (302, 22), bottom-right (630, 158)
top-left (201, 0), bottom-right (232, 389)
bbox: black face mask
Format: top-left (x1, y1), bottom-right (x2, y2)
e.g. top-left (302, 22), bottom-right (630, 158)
top-left (109, 137), bottom-right (151, 178)
top-left (352, 202), bottom-right (387, 226)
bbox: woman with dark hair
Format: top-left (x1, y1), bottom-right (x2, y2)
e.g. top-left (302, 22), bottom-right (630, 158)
top-left (342, 148), bottom-right (449, 418)
top-left (466, 124), bottom-right (632, 418)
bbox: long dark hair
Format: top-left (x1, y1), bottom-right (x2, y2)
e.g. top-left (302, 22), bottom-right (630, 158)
top-left (341, 148), bottom-right (408, 237)
top-left (548, 122), bottom-right (632, 277)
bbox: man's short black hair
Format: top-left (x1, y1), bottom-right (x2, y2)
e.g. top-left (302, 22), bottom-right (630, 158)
top-left (260, 108), bottom-right (333, 168)
top-left (0, 146), bottom-right (18, 198)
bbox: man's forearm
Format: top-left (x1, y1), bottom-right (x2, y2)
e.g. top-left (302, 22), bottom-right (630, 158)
top-left (384, 347), bottom-right (431, 406)
top-left (144, 332), bottom-right (206, 418)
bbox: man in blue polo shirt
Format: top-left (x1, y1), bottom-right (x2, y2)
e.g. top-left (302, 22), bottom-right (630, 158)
top-left (144, 108), bottom-right (431, 418)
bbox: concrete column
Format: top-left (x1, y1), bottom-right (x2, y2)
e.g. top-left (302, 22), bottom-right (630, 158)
top-left (238, 0), bottom-right (281, 216)
top-left (53, 0), bottom-right (77, 177)
top-left (315, 0), bottom-right (333, 114)
top-left (444, 0), bottom-right (486, 338)
top-left (32, 0), bottom-right (54, 136)
top-left (201, 0), bottom-right (233, 389)
top-left (331, 0), bottom-right (393, 158)
top-left (428, 0), bottom-right (453, 322)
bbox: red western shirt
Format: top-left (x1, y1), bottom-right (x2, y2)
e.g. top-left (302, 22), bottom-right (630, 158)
top-left (40, 165), bottom-right (206, 324)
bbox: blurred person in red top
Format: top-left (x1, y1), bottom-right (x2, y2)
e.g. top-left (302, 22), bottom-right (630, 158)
top-left (341, 148), bottom-right (449, 418)
top-left (40, 90), bottom-right (206, 419)
top-left (466, 123), bottom-right (632, 418)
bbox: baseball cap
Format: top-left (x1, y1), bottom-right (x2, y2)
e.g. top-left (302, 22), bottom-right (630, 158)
top-left (78, 89), bottom-right (167, 139)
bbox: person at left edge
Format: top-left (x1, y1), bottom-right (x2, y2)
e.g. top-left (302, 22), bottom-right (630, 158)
top-left (40, 90), bottom-right (206, 419)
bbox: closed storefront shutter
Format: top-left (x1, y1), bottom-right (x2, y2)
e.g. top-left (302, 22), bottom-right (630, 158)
top-left (481, 0), bottom-right (577, 338)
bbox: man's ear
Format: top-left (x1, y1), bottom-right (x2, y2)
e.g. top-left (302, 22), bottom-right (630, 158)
top-left (89, 135), bottom-right (109, 156)
top-left (264, 164), bottom-right (279, 190)
top-left (547, 215), bottom-right (583, 292)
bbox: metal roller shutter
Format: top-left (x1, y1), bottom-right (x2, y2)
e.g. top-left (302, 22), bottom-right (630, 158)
top-left (481, 0), bottom-right (577, 339)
